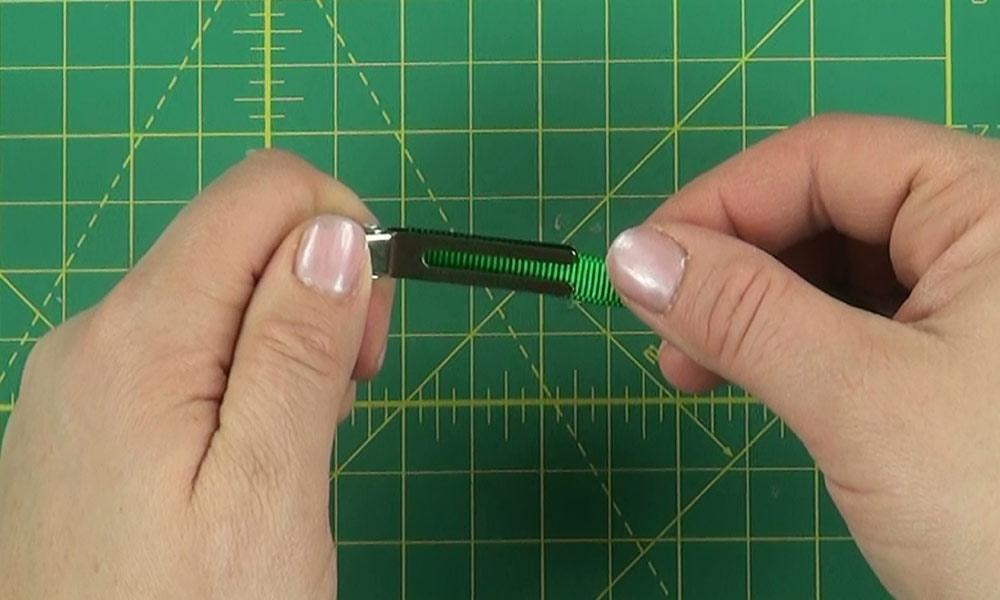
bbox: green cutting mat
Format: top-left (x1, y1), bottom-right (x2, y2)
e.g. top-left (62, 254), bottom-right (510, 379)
top-left (1, 0), bottom-right (998, 597)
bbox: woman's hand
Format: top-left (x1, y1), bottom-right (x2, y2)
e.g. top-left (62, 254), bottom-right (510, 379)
top-left (606, 114), bottom-right (1000, 600)
top-left (0, 151), bottom-right (394, 599)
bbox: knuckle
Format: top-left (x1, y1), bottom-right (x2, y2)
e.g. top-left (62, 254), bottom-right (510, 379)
top-left (251, 316), bottom-right (344, 383)
top-left (73, 306), bottom-right (129, 377)
top-left (799, 112), bottom-right (855, 133)
top-left (21, 330), bottom-right (57, 389)
top-left (702, 261), bottom-right (788, 369)
top-left (246, 147), bottom-right (307, 171)
top-left (85, 283), bottom-right (136, 347)
top-left (67, 286), bottom-right (151, 395)
top-left (85, 301), bottom-right (123, 347)
top-left (247, 149), bottom-right (321, 210)
top-left (24, 306), bottom-right (107, 393)
top-left (245, 149), bottom-right (314, 185)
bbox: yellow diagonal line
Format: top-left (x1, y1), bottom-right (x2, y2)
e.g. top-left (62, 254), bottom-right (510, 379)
top-left (406, 294), bottom-right (515, 401)
top-left (595, 416), bottom-right (779, 600)
top-left (0, 272), bottom-right (55, 330)
top-left (331, 406), bottom-right (400, 479)
top-left (559, 0), bottom-right (807, 245)
top-left (574, 304), bottom-right (734, 457)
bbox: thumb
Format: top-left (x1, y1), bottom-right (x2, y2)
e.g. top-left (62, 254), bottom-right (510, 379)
top-left (606, 222), bottom-right (899, 439)
top-left (207, 214), bottom-right (371, 496)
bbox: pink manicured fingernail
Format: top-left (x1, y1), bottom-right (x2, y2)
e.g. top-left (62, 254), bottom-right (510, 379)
top-left (295, 215), bottom-right (366, 297)
top-left (606, 226), bottom-right (688, 312)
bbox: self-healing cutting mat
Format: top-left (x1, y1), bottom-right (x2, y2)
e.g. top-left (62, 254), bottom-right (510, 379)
top-left (1, 0), bottom-right (998, 598)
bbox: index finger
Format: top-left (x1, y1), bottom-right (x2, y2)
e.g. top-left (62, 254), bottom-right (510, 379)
top-left (653, 114), bottom-right (1000, 287)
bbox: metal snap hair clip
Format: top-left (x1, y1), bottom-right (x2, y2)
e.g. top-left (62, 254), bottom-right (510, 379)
top-left (365, 227), bottom-right (622, 307)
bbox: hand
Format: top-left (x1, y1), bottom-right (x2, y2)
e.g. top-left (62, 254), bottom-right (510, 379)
top-left (606, 115), bottom-right (1000, 600)
top-left (0, 151), bottom-right (394, 599)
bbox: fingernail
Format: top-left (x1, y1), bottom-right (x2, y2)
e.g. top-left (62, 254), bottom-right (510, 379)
top-left (295, 215), bottom-right (366, 297)
top-left (606, 226), bottom-right (688, 312)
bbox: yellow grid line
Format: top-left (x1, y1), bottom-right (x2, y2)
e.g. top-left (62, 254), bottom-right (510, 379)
top-left (346, 396), bottom-right (755, 409)
top-left (466, 1), bottom-right (475, 595)
top-left (944, 0), bottom-right (953, 127)
top-left (263, 0), bottom-right (273, 147)
top-left (198, 0), bottom-right (205, 192)
top-left (338, 465), bottom-right (820, 476)
top-left (0, 0), bottom-right (227, 395)
top-left (61, 0), bottom-right (68, 322)
top-left (397, 0), bottom-right (407, 595)
top-left (672, 0), bottom-right (681, 591)
top-left (128, 0), bottom-right (136, 267)
top-left (331, 0), bottom-right (341, 570)
top-left (810, 1), bottom-right (821, 597)
top-left (4, 119), bottom-right (993, 140)
top-left (334, 535), bottom-right (854, 545)
top-left (602, 0), bottom-right (614, 590)
top-left (0, 55), bottom-right (950, 72)
top-left (536, 2), bottom-right (547, 593)
top-left (741, 1), bottom-right (751, 597)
